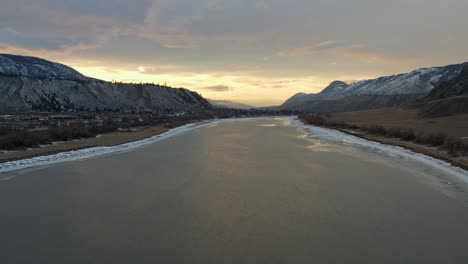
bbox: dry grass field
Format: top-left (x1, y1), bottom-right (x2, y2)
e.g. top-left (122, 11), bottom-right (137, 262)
top-left (330, 108), bottom-right (468, 139)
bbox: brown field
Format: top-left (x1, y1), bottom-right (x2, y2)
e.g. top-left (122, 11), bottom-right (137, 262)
top-left (330, 108), bottom-right (468, 139)
top-left (0, 126), bottom-right (168, 163)
top-left (344, 130), bottom-right (468, 170)
top-left (310, 108), bottom-right (468, 169)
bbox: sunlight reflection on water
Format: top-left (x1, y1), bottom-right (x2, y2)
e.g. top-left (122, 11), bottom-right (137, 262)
top-left (257, 124), bottom-right (278, 127)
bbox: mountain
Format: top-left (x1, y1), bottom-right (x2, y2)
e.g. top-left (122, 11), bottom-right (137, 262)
top-left (291, 94), bottom-right (424, 114)
top-left (282, 62), bottom-right (467, 112)
top-left (423, 66), bottom-right (468, 101)
top-left (282, 81), bottom-right (348, 108)
top-left (418, 66), bottom-right (468, 117)
top-left (339, 64), bottom-right (464, 96)
top-left (0, 54), bottom-right (211, 112)
top-left (0, 54), bottom-right (87, 80)
top-left (208, 99), bottom-right (255, 109)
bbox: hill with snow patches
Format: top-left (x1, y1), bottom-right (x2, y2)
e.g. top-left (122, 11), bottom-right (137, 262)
top-left (282, 62), bottom-right (467, 112)
top-left (0, 54), bottom-right (211, 112)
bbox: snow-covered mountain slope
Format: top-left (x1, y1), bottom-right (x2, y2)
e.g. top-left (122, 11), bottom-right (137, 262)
top-left (282, 62), bottom-right (467, 110)
top-left (418, 66), bottom-right (468, 117)
top-left (0, 54), bottom-right (86, 80)
top-left (0, 54), bottom-right (211, 112)
top-left (288, 94), bottom-right (424, 113)
top-left (316, 80), bottom-right (349, 99)
top-left (424, 65), bottom-right (468, 101)
top-left (341, 64), bottom-right (465, 96)
top-left (282, 81), bottom-right (348, 108)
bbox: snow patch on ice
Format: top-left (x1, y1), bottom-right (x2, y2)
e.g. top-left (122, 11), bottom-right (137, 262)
top-left (292, 118), bottom-right (468, 184)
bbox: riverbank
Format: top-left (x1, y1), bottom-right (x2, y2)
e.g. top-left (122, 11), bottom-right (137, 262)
top-left (0, 116), bottom-right (269, 164)
top-left (299, 114), bottom-right (468, 170)
top-left (0, 125), bottom-right (170, 163)
top-left (0, 117), bottom-right (271, 173)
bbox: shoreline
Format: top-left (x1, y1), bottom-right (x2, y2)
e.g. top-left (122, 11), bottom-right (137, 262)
top-left (335, 128), bottom-right (468, 171)
top-left (298, 114), bottom-right (468, 171)
top-left (0, 122), bottom-right (203, 174)
top-left (0, 125), bottom-right (171, 164)
top-left (295, 118), bottom-right (468, 182)
top-left (0, 117), bottom-right (268, 174)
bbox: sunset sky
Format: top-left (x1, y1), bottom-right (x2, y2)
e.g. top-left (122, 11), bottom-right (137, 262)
top-left (1, 0), bottom-right (468, 106)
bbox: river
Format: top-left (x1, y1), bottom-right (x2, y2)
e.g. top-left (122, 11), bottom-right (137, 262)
top-left (1, 117), bottom-right (468, 263)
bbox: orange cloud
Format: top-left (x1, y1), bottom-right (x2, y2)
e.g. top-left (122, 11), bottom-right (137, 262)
top-left (277, 40), bottom-right (413, 68)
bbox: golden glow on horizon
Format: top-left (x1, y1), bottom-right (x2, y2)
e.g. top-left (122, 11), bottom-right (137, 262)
top-left (0, 41), bottom-right (391, 106)
top-left (71, 63), bottom-right (373, 107)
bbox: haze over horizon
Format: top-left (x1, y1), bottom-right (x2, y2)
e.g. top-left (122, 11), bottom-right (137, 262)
top-left (1, 0), bottom-right (468, 106)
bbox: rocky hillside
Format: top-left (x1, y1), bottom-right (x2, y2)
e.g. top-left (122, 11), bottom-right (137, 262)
top-left (282, 62), bottom-right (467, 112)
top-left (0, 54), bottom-right (211, 112)
top-left (292, 94), bottom-right (424, 114)
top-left (417, 66), bottom-right (468, 117)
top-left (423, 66), bottom-right (468, 101)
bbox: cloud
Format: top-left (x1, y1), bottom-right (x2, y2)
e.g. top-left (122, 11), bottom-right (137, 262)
top-left (0, 1), bottom-right (203, 51)
top-left (0, 28), bottom-right (74, 51)
top-left (276, 40), bottom-right (409, 67)
top-left (0, 32), bottom-right (110, 60)
top-left (315, 40), bottom-right (356, 51)
top-left (328, 45), bottom-right (411, 66)
top-left (138, 0), bottom-right (203, 48)
top-left (0, 4), bottom-right (123, 58)
top-left (0, 1), bottom-right (302, 52)
top-left (144, 0), bottom-right (169, 29)
top-left (137, 65), bottom-right (183, 74)
top-left (198, 85), bottom-right (232, 92)
top-left (255, 1), bottom-right (269, 9)
top-left (277, 40), bottom-right (361, 57)
top-left (0, 41), bottom-right (96, 59)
